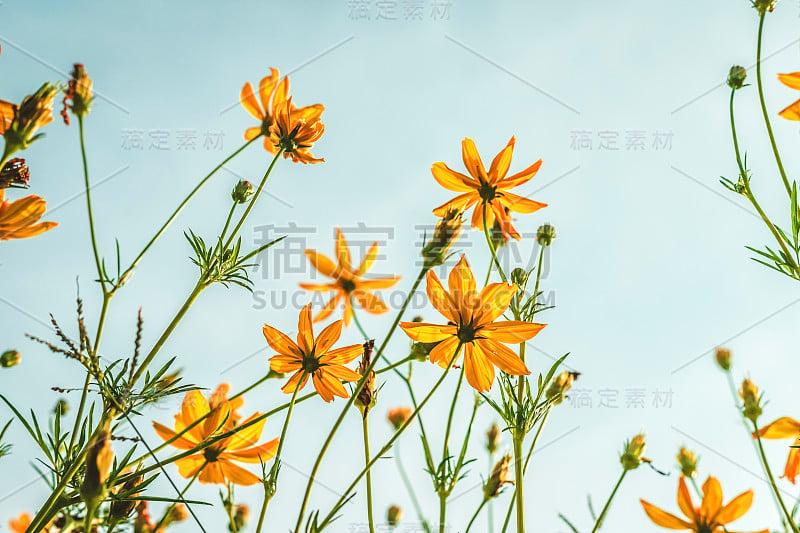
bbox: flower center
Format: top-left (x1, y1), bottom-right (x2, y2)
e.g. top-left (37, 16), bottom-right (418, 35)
top-left (339, 278), bottom-right (356, 294)
top-left (301, 353), bottom-right (320, 374)
top-left (478, 181), bottom-right (497, 202)
top-left (456, 321), bottom-right (478, 344)
top-left (203, 447), bottom-right (222, 463)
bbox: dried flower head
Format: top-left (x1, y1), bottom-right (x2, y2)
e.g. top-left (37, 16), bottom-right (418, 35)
top-left (484, 453), bottom-right (514, 499)
top-left (0, 158), bottom-right (30, 189)
top-left (356, 339), bottom-right (377, 418)
top-left (3, 82), bottom-right (58, 157)
top-left (80, 428), bottom-right (114, 506)
top-left (486, 423), bottom-right (501, 454)
top-left (546, 371), bottom-right (579, 405)
top-left (61, 63), bottom-right (93, 124)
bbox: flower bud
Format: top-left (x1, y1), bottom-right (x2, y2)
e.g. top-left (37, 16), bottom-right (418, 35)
top-left (510, 267), bottom-right (528, 288)
top-left (409, 341), bottom-right (437, 362)
top-left (727, 66), bottom-right (747, 90)
top-left (159, 504), bottom-right (188, 528)
top-left (486, 423), bottom-right (501, 454)
top-left (110, 470), bottom-right (144, 520)
top-left (54, 398), bottom-right (69, 416)
top-left (0, 158), bottom-right (30, 189)
top-left (714, 347), bottom-right (732, 371)
top-left (233, 504), bottom-right (250, 531)
top-left (546, 371), bottom-right (579, 405)
top-left (356, 340), bottom-right (376, 418)
top-left (387, 407), bottom-right (413, 431)
top-left (3, 82), bottom-right (58, 157)
top-left (231, 180), bottom-right (254, 204)
top-left (620, 433), bottom-right (647, 471)
top-left (134, 501), bottom-right (154, 533)
top-left (422, 209), bottom-right (463, 268)
top-left (80, 428), bottom-right (114, 508)
top-left (61, 63), bottom-right (93, 124)
top-left (676, 447), bottom-right (698, 478)
top-left (752, 0), bottom-right (777, 14)
top-left (536, 224), bottom-right (556, 247)
top-left (484, 454), bottom-right (514, 499)
top-left (0, 350), bottom-right (20, 368)
top-left (387, 504), bottom-right (403, 527)
top-left (739, 378), bottom-right (762, 422)
top-left (490, 217), bottom-right (508, 250)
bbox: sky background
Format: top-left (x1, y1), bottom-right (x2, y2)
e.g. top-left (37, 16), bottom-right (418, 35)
top-left (2, 0), bottom-right (800, 531)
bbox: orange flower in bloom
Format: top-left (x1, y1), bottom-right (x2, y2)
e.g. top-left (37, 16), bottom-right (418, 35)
top-left (265, 303), bottom-right (364, 402)
top-left (0, 190), bottom-right (57, 241)
top-left (399, 255), bottom-right (544, 392)
top-left (209, 383), bottom-right (244, 424)
top-left (153, 389), bottom-right (278, 486)
top-left (777, 72), bottom-right (800, 120)
top-left (432, 137), bottom-right (547, 241)
top-left (269, 97), bottom-right (325, 164)
top-left (640, 476), bottom-right (768, 533)
top-left (755, 417), bottom-right (800, 483)
top-left (300, 228), bottom-right (400, 325)
top-left (240, 68), bottom-right (324, 152)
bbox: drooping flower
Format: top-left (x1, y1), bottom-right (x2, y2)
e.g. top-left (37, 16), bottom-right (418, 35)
top-left (777, 72), bottom-right (800, 120)
top-left (640, 476), bottom-right (768, 533)
top-left (0, 190), bottom-right (57, 241)
top-left (153, 389), bottom-right (278, 486)
top-left (431, 137), bottom-right (547, 241)
top-left (264, 303), bottom-right (363, 402)
top-left (269, 97), bottom-right (325, 164)
top-left (300, 228), bottom-right (400, 325)
top-left (240, 68), bottom-right (324, 152)
top-left (755, 416), bottom-right (800, 483)
top-left (399, 255), bottom-right (544, 392)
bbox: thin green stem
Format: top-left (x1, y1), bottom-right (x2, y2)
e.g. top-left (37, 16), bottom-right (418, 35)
top-left (396, 444), bottom-right (432, 533)
top-left (223, 150), bottom-right (282, 251)
top-left (441, 368), bottom-right (465, 460)
top-left (752, 420), bottom-right (799, 533)
top-left (351, 297), bottom-right (371, 341)
top-left (482, 202), bottom-right (507, 282)
top-left (363, 416), bottom-right (375, 533)
top-left (154, 465), bottom-right (204, 532)
top-left (255, 370), bottom-right (305, 533)
top-left (755, 12), bottom-right (791, 197)
top-left (590, 470), bottom-right (627, 533)
top-left (316, 342), bottom-right (464, 530)
top-left (465, 499), bottom-right (488, 533)
top-left (513, 433), bottom-right (525, 533)
top-left (483, 255), bottom-right (494, 286)
top-left (293, 267), bottom-right (428, 531)
top-left (78, 116), bottom-right (106, 293)
top-left (121, 137), bottom-right (258, 281)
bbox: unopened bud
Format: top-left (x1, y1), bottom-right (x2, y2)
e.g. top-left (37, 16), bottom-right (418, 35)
top-left (727, 66), bottom-right (747, 90)
top-left (387, 407), bottom-right (413, 431)
top-left (484, 454), bottom-right (514, 499)
top-left (54, 399), bottom-right (69, 416)
top-left (536, 224), bottom-right (556, 247)
top-left (61, 63), bottom-right (93, 124)
top-left (231, 180), bottom-right (254, 204)
top-left (387, 504), bottom-right (403, 527)
top-left (752, 0), bottom-right (777, 14)
top-left (110, 471), bottom-right (144, 520)
top-left (510, 268), bottom-right (528, 288)
top-left (422, 209), bottom-right (463, 268)
top-left (266, 368), bottom-right (285, 380)
top-left (546, 371), bottom-right (579, 405)
top-left (3, 82), bottom-right (58, 157)
top-left (677, 447), bottom-right (698, 478)
top-left (620, 433), bottom-right (647, 471)
top-left (81, 428), bottom-right (114, 507)
top-left (490, 218), bottom-right (508, 250)
top-left (233, 504), bottom-right (250, 531)
top-left (486, 423), bottom-right (501, 454)
top-left (0, 350), bottom-right (20, 368)
top-left (715, 348), bottom-right (732, 371)
top-left (356, 340), bottom-right (377, 418)
top-left (161, 504), bottom-right (188, 528)
top-left (410, 341), bottom-right (435, 362)
top-left (740, 378), bottom-right (762, 422)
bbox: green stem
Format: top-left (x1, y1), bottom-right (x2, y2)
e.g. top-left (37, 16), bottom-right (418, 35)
top-left (513, 433), bottom-right (525, 533)
top-left (293, 267), bottom-right (428, 531)
top-left (441, 368), bottom-right (465, 459)
top-left (78, 116), bottom-right (106, 293)
top-left (351, 297), bottom-right (371, 341)
top-left (466, 499), bottom-right (488, 533)
top-left (255, 370), bottom-right (305, 533)
top-left (438, 496), bottom-right (447, 533)
top-left (755, 11), bottom-right (792, 198)
top-left (223, 150), bottom-right (282, 251)
top-left (363, 416), bottom-right (375, 533)
top-left (483, 255), bottom-right (494, 286)
top-left (121, 137), bottom-right (258, 282)
top-left (590, 470), bottom-right (627, 533)
top-left (154, 465), bottom-right (204, 532)
top-left (482, 201), bottom-right (507, 282)
top-left (316, 342), bottom-right (464, 530)
top-left (129, 280), bottom-right (205, 387)
top-left (396, 444), bottom-right (432, 533)
top-left (752, 420), bottom-right (800, 533)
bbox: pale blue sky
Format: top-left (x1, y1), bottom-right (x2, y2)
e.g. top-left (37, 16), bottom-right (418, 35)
top-left (2, 0), bottom-right (800, 531)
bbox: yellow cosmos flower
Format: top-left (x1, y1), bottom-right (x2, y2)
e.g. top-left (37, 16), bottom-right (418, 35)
top-left (399, 255), bottom-right (544, 392)
top-left (755, 416), bottom-right (800, 484)
top-left (153, 389), bottom-right (278, 486)
top-left (240, 68), bottom-right (324, 152)
top-left (265, 303), bottom-right (364, 402)
top-left (269, 97), bottom-right (325, 164)
top-left (0, 190), bottom-right (57, 241)
top-left (640, 476), bottom-right (768, 533)
top-left (432, 137), bottom-right (547, 241)
top-left (777, 72), bottom-right (800, 120)
top-left (300, 228), bottom-right (400, 325)
top-left (0, 99), bottom-right (13, 135)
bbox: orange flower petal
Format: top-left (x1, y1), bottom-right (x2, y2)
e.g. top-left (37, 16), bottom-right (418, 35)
top-left (783, 442), bottom-right (800, 483)
top-left (262, 323), bottom-right (302, 357)
top-left (358, 276), bottom-right (401, 290)
top-left (226, 414), bottom-right (266, 451)
top-left (429, 335), bottom-right (461, 368)
top-left (701, 476), bottom-right (723, 518)
top-left (499, 159), bottom-right (543, 189)
top-left (198, 461), bottom-right (224, 484)
top-left (296, 303), bottom-right (314, 354)
top-left (499, 192), bottom-right (548, 214)
top-left (479, 321), bottom-right (545, 344)
top-left (714, 489), bottom-right (753, 525)
top-left (757, 417), bottom-right (800, 439)
top-left (448, 255), bottom-right (476, 315)
top-left (152, 421), bottom-right (197, 449)
top-left (461, 137), bottom-right (488, 182)
top-left (281, 370), bottom-right (310, 395)
top-left (778, 99), bottom-right (800, 121)
top-left (356, 241), bottom-right (379, 276)
top-left (488, 137), bottom-right (515, 184)
top-left (335, 228), bottom-right (352, 271)
top-left (433, 192), bottom-right (480, 217)
top-left (305, 250), bottom-right (339, 279)
top-left (226, 437), bottom-right (279, 464)
top-left (476, 338), bottom-right (529, 376)
top-left (676, 476), bottom-right (696, 522)
top-left (400, 322), bottom-right (456, 343)
top-left (315, 319), bottom-right (344, 355)
top-left (269, 355), bottom-right (302, 373)
top-left (640, 499), bottom-right (693, 530)
top-left (425, 269), bottom-right (458, 323)
top-left (219, 458), bottom-right (261, 486)
top-left (258, 68), bottom-right (280, 111)
top-left (778, 72), bottom-right (800, 90)
top-left (352, 289), bottom-right (389, 315)
top-left (176, 454), bottom-right (207, 480)
top-left (313, 293), bottom-right (343, 323)
top-left (474, 283), bottom-right (516, 324)
top-left (463, 342), bottom-right (495, 392)
top-left (244, 126), bottom-right (261, 141)
top-left (431, 162), bottom-right (480, 192)
top-left (320, 343), bottom-right (363, 365)
top-left (180, 391), bottom-right (211, 442)
top-left (240, 82), bottom-right (264, 120)
top-left (322, 364), bottom-right (362, 382)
